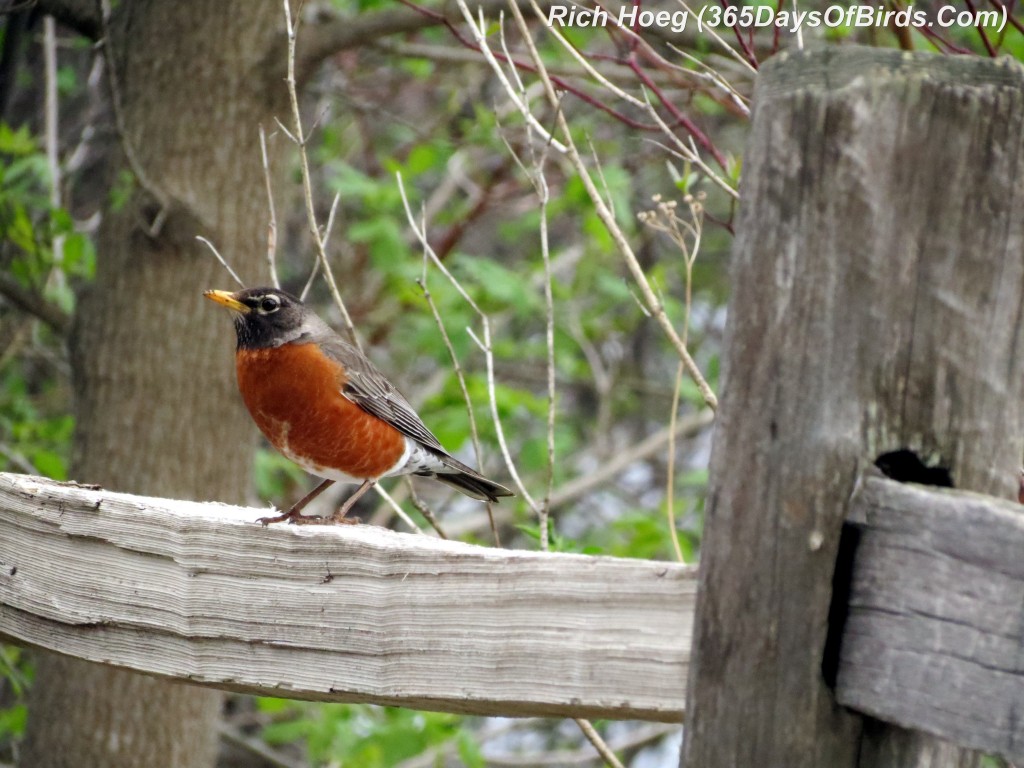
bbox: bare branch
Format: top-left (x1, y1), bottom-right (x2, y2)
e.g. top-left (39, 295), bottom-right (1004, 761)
top-left (0, 274), bottom-right (72, 335)
top-left (548, 409), bottom-right (714, 510)
top-left (666, 362), bottom-right (686, 562)
top-left (466, 325), bottom-right (540, 513)
top-left (455, 4), bottom-right (567, 153)
top-left (196, 237), bottom-right (246, 289)
top-left (573, 718), bottom-right (626, 768)
top-left (297, 0), bottom-right (559, 74)
top-left (407, 485), bottom-right (450, 540)
top-left (218, 721), bottom-right (306, 768)
top-left (43, 15), bottom-right (65, 279)
top-left (371, 484), bottom-right (424, 534)
top-left (506, 1), bottom-right (718, 411)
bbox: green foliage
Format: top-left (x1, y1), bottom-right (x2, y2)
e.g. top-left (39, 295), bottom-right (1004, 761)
top-left (0, 123), bottom-right (95, 290)
top-left (253, 446), bottom-right (307, 504)
top-left (0, 645), bottom-right (32, 763)
top-left (0, 121), bottom-right (90, 483)
top-left (257, 699), bottom-right (481, 767)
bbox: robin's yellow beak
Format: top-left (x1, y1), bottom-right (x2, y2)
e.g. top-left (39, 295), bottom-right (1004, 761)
top-left (204, 289), bottom-right (249, 314)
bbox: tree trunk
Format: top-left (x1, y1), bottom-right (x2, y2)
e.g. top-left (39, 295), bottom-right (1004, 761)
top-left (21, 3), bottom-right (287, 766)
top-left (680, 48), bottom-right (1024, 768)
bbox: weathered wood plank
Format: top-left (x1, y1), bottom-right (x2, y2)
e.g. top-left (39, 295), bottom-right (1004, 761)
top-left (839, 475), bottom-right (1024, 763)
top-left (682, 47), bottom-right (1024, 768)
top-left (0, 472), bottom-right (693, 722)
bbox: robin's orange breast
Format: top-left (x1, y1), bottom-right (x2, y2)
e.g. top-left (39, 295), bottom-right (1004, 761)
top-left (235, 343), bottom-right (407, 480)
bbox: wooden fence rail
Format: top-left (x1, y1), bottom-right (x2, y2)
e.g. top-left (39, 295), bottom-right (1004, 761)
top-left (840, 474), bottom-right (1024, 764)
top-left (0, 472), bottom-right (694, 723)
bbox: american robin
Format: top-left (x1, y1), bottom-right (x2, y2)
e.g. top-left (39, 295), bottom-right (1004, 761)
top-left (205, 287), bottom-right (513, 525)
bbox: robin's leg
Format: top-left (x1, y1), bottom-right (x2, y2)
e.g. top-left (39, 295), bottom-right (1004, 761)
top-left (290, 478), bottom-right (376, 526)
top-left (257, 478), bottom-right (335, 526)
top-left (331, 478), bottom-right (375, 523)
top-left (288, 479), bottom-right (376, 528)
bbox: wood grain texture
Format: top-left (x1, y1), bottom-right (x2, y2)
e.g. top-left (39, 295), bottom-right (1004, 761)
top-left (0, 473), bottom-right (693, 722)
top-left (682, 47), bottom-right (1024, 768)
top-left (839, 475), bottom-right (1024, 764)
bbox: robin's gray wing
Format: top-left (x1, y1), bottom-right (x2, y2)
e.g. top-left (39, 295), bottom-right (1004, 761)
top-left (307, 333), bottom-right (513, 501)
top-left (315, 336), bottom-right (450, 455)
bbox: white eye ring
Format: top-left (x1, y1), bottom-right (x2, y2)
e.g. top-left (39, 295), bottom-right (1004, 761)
top-left (257, 295), bottom-right (281, 314)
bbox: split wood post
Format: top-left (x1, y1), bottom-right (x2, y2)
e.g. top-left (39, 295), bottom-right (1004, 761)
top-left (681, 47), bottom-right (1024, 768)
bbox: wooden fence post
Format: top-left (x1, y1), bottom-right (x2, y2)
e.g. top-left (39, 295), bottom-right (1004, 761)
top-left (681, 48), bottom-right (1024, 768)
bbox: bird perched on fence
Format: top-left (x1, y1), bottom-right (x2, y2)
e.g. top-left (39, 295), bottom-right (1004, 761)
top-left (205, 287), bottom-right (513, 525)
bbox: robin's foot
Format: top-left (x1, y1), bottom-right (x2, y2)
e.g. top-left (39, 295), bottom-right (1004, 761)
top-left (256, 510), bottom-right (360, 526)
top-left (257, 509), bottom-right (301, 526)
top-left (290, 514), bottom-right (360, 526)
top-left (258, 478), bottom-right (337, 526)
top-left (257, 479), bottom-right (372, 526)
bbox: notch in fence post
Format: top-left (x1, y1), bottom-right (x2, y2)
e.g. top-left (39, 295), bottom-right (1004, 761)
top-left (681, 48), bottom-right (1024, 768)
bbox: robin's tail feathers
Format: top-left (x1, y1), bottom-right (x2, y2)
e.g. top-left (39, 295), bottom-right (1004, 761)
top-left (433, 471), bottom-right (513, 502)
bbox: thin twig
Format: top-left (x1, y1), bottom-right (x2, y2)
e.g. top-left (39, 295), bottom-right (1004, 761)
top-left (467, 325), bottom-right (539, 513)
top-left (676, 0), bottom-right (759, 74)
top-left (548, 409), bottom-right (713, 509)
top-left (218, 722), bottom-right (306, 768)
top-left (573, 718), bottom-right (625, 768)
top-left (626, 52), bottom-right (728, 171)
top-left (259, 125), bottom-right (280, 289)
top-left (639, 90), bottom-right (738, 199)
top-left (666, 44), bottom-right (750, 114)
top-left (543, 4), bottom-right (738, 174)
top-left (415, 276), bottom-right (498, 545)
top-left (454, 3), bottom-right (567, 153)
top-left (196, 237), bottom-right (246, 288)
top-left (455, 9), bottom-right (711, 760)
top-left (0, 274), bottom-right (71, 335)
top-left (442, 409), bottom-right (714, 539)
top-left (506, 1), bottom-right (718, 412)
top-left (43, 15), bottom-right (64, 278)
top-left (484, 723), bottom-right (680, 767)
top-left (396, 172), bottom-right (508, 542)
top-left (301, 192), bottom-right (341, 301)
top-left (496, 14), bottom-right (556, 548)
top-left (637, 194), bottom-right (704, 560)
top-left (372, 484), bottom-right (424, 533)
top-left (407, 486), bottom-right (450, 539)
top-left (281, 0), bottom-right (360, 347)
top-left (374, 37), bottom-right (683, 87)
top-left (666, 361), bottom-right (686, 562)
top-left (539, 169), bottom-right (555, 548)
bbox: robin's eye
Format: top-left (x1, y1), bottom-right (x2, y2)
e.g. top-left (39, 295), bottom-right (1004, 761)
top-left (258, 296), bottom-right (280, 314)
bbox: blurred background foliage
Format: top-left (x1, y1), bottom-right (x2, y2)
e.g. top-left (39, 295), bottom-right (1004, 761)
top-left (1, 0), bottom-right (1020, 765)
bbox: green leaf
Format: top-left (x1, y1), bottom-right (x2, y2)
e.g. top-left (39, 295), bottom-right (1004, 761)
top-left (0, 704), bottom-right (27, 740)
top-left (109, 169), bottom-right (136, 212)
top-left (31, 449), bottom-right (67, 481)
top-left (455, 257), bottom-right (539, 310)
top-left (405, 143), bottom-right (440, 175)
top-left (456, 729), bottom-right (485, 768)
top-left (61, 232), bottom-right (97, 279)
top-left (0, 123), bottom-right (36, 155)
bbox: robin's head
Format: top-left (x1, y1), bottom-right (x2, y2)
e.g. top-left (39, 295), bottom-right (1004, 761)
top-left (204, 287), bottom-right (329, 349)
